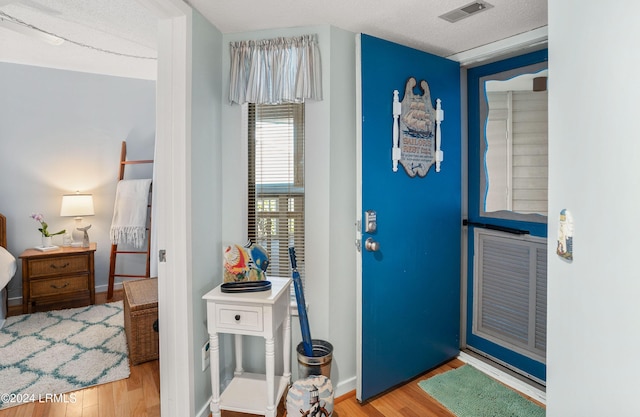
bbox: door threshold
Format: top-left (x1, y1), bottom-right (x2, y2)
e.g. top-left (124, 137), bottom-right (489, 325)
top-left (458, 349), bottom-right (546, 405)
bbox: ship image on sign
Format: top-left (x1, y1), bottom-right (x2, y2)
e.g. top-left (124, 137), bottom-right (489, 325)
top-left (395, 77), bottom-right (443, 177)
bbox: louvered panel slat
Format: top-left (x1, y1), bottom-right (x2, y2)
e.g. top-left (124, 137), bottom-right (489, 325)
top-left (482, 287), bottom-right (530, 304)
top-left (511, 90), bottom-right (548, 216)
top-left (483, 260), bottom-right (530, 275)
top-left (473, 229), bottom-right (547, 362)
top-left (482, 287), bottom-right (530, 307)
top-left (482, 294), bottom-right (529, 314)
top-left (513, 143), bottom-right (548, 155)
top-left (485, 287), bottom-right (527, 300)
top-left (479, 236), bottom-right (530, 344)
top-left (535, 247), bottom-right (548, 350)
top-left (482, 309), bottom-right (528, 331)
top-left (482, 274), bottom-right (529, 296)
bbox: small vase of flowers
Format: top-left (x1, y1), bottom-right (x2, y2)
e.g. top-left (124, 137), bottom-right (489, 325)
top-left (31, 213), bottom-right (65, 247)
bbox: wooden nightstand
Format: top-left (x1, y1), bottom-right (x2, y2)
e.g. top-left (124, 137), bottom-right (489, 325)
top-left (19, 243), bottom-right (96, 313)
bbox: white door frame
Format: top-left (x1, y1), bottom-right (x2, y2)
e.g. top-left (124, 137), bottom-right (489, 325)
top-left (354, 33), bottom-right (364, 401)
top-left (135, 0), bottom-right (194, 415)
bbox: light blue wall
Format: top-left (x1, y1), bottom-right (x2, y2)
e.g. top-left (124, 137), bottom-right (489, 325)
top-left (220, 25), bottom-right (357, 395)
top-left (0, 62), bottom-right (155, 301)
top-left (190, 9), bottom-right (223, 413)
top-left (327, 26), bottom-right (357, 391)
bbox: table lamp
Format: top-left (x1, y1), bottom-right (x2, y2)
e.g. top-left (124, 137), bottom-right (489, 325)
top-left (60, 192), bottom-right (95, 247)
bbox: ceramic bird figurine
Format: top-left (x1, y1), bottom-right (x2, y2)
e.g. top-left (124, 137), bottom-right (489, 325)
top-left (223, 242), bottom-right (269, 282)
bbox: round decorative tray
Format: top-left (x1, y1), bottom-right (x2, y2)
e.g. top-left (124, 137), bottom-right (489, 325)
top-left (221, 280), bottom-right (272, 293)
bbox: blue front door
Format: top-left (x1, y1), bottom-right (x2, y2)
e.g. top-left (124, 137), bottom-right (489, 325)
top-left (356, 34), bottom-right (462, 401)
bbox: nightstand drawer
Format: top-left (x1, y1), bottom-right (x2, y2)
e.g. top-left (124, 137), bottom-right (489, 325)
top-left (30, 275), bottom-right (89, 298)
top-left (215, 304), bottom-right (263, 332)
top-left (28, 255), bottom-right (89, 278)
top-left (20, 243), bottom-right (97, 313)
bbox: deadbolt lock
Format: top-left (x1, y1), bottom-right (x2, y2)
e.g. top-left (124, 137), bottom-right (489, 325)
top-left (365, 210), bottom-right (377, 233)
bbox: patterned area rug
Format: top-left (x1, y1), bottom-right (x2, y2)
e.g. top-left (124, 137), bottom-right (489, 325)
top-left (418, 365), bottom-right (545, 417)
top-left (0, 302), bottom-right (130, 409)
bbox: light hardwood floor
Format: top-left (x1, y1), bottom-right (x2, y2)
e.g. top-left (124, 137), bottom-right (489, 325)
top-left (0, 360), bottom-right (160, 417)
top-left (330, 359), bottom-right (463, 417)
top-left (1, 290), bottom-right (160, 417)
top-left (0, 357), bottom-right (459, 417)
top-left (222, 359), bottom-right (465, 417)
top-left (229, 356), bottom-right (542, 417)
top-left (3, 294), bottom-right (541, 417)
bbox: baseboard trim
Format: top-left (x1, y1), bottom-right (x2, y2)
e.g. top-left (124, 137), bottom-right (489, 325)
top-left (7, 296), bottom-right (21, 307)
top-left (95, 282), bottom-right (124, 294)
top-left (334, 389), bottom-right (356, 404)
top-left (8, 283), bottom-right (125, 307)
top-left (334, 375), bottom-right (356, 399)
top-left (458, 351), bottom-right (546, 405)
top-left (196, 398), bottom-right (211, 417)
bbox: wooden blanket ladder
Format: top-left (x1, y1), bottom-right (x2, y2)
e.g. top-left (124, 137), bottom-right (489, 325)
top-left (107, 141), bottom-right (153, 300)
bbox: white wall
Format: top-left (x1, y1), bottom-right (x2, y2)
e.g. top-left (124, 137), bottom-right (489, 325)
top-left (0, 62), bottom-right (155, 301)
top-left (547, 3), bottom-right (640, 415)
top-left (220, 25), bottom-right (357, 396)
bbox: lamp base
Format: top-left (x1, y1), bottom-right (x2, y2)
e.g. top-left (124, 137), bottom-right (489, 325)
top-left (81, 226), bottom-right (91, 248)
top-left (70, 217), bottom-right (85, 247)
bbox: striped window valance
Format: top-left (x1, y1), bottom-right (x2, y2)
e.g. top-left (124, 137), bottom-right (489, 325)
top-left (229, 34), bottom-right (323, 105)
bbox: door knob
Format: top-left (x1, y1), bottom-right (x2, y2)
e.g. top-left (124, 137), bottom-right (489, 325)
top-left (365, 237), bottom-right (380, 252)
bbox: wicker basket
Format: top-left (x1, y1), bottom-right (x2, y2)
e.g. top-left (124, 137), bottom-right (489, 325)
top-left (123, 278), bottom-right (159, 365)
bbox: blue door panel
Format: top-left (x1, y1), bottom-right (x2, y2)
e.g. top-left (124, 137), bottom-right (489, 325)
top-left (359, 34), bottom-right (461, 401)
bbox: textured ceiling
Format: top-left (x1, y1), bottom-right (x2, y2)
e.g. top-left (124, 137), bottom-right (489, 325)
top-left (0, 0), bottom-right (547, 79)
top-left (0, 0), bottom-right (157, 79)
top-left (190, 0), bottom-right (547, 58)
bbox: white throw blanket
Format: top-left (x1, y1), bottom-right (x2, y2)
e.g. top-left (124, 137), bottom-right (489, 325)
top-left (110, 179), bottom-right (152, 248)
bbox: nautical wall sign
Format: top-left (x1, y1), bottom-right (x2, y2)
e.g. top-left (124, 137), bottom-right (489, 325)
top-left (392, 77), bottom-right (444, 177)
top-left (557, 209), bottom-right (574, 261)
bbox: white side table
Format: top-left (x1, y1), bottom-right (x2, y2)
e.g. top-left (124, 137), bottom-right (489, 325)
top-left (203, 277), bottom-right (292, 417)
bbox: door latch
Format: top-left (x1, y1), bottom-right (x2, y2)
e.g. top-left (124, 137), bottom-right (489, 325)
top-left (159, 249), bottom-right (166, 263)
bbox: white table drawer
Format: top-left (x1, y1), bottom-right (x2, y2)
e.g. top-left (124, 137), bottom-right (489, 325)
top-left (215, 304), bottom-right (263, 332)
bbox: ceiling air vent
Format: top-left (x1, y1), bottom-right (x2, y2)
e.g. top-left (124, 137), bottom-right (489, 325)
top-left (439, 1), bottom-right (494, 23)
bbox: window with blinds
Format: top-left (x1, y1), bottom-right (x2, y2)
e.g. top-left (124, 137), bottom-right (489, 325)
top-left (247, 103), bottom-right (305, 284)
top-left (472, 228), bottom-right (547, 362)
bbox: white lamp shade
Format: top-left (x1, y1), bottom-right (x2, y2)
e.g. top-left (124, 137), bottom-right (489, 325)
top-left (60, 194), bottom-right (95, 217)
